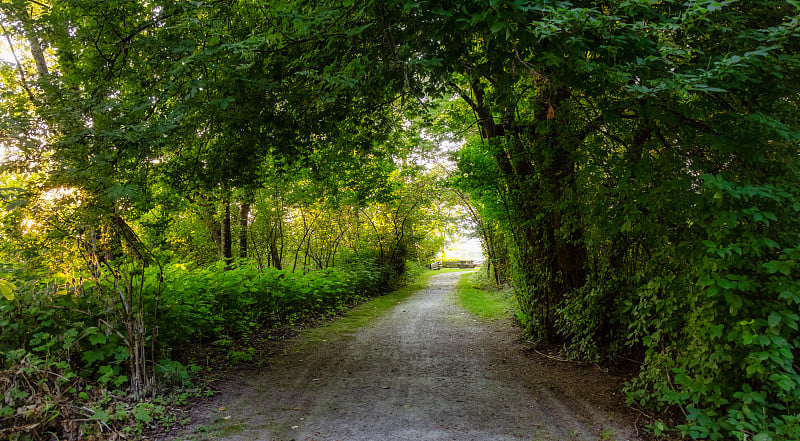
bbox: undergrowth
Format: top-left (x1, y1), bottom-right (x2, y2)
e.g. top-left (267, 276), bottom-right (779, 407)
top-left (0, 258), bottom-right (398, 440)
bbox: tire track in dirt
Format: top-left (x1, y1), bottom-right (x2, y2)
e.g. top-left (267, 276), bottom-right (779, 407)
top-left (172, 271), bottom-right (641, 441)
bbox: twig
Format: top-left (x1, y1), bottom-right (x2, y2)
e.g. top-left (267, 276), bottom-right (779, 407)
top-left (0, 423), bottom-right (41, 434)
top-left (665, 368), bottom-right (689, 419)
top-left (77, 406), bottom-right (113, 432)
top-left (629, 405), bottom-right (657, 421)
top-left (531, 348), bottom-right (583, 364)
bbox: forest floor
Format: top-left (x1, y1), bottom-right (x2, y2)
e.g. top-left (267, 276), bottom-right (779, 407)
top-left (160, 271), bottom-right (651, 441)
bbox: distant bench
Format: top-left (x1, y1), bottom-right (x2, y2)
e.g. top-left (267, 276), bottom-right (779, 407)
top-left (429, 260), bottom-right (480, 270)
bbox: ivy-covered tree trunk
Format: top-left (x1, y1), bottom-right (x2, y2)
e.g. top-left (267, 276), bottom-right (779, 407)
top-left (463, 81), bottom-right (587, 342)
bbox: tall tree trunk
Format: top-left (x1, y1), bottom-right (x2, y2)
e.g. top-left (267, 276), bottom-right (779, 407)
top-left (266, 218), bottom-right (283, 270)
top-left (196, 203), bottom-right (222, 255)
top-left (25, 28), bottom-right (49, 78)
top-left (3, 4), bottom-right (49, 100)
top-left (238, 201), bottom-right (251, 258)
top-left (221, 197), bottom-right (233, 266)
top-left (292, 211), bottom-right (311, 272)
top-left (269, 240), bottom-right (282, 270)
top-left (461, 81), bottom-right (587, 343)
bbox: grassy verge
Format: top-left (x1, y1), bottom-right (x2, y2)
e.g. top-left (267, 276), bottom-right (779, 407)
top-left (455, 271), bottom-right (514, 321)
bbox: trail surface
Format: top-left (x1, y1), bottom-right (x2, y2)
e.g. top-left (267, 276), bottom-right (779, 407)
top-left (174, 272), bottom-right (642, 441)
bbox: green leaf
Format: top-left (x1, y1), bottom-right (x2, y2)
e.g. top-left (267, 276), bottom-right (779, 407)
top-left (90, 408), bottom-right (110, 423)
top-left (0, 280), bottom-right (16, 301)
top-left (768, 312), bottom-right (781, 328)
top-left (89, 333), bottom-right (107, 346)
top-left (106, 183), bottom-right (139, 202)
top-left (716, 277), bottom-right (736, 289)
top-left (620, 217), bottom-right (632, 232)
top-left (82, 350), bottom-right (106, 366)
top-left (133, 405), bottom-right (153, 423)
top-left (724, 292), bottom-right (743, 313)
top-left (783, 313), bottom-right (799, 330)
top-left (345, 23), bottom-right (374, 36)
top-left (490, 21), bottom-right (505, 34)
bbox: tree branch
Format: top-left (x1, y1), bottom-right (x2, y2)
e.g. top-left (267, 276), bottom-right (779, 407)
top-left (0, 21), bottom-right (37, 103)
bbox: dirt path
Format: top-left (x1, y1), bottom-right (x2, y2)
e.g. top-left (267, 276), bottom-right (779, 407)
top-left (172, 272), bottom-right (642, 441)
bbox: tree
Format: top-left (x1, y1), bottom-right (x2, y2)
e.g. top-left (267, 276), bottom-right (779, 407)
top-left (424, 1), bottom-right (800, 438)
top-left (0, 0), bottom-right (416, 401)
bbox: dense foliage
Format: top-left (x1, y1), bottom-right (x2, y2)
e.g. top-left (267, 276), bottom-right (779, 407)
top-left (1, 0), bottom-right (799, 440)
top-left (0, 1), bottom-right (450, 438)
top-left (439, 1), bottom-right (800, 440)
top-left (0, 261), bottom-right (390, 437)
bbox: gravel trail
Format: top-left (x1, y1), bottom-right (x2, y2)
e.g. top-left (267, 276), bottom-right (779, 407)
top-left (174, 271), bottom-right (641, 441)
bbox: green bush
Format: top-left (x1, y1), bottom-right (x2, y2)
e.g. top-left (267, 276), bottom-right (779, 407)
top-left (0, 259), bottom-right (391, 440)
top-left (153, 261), bottom-right (389, 348)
